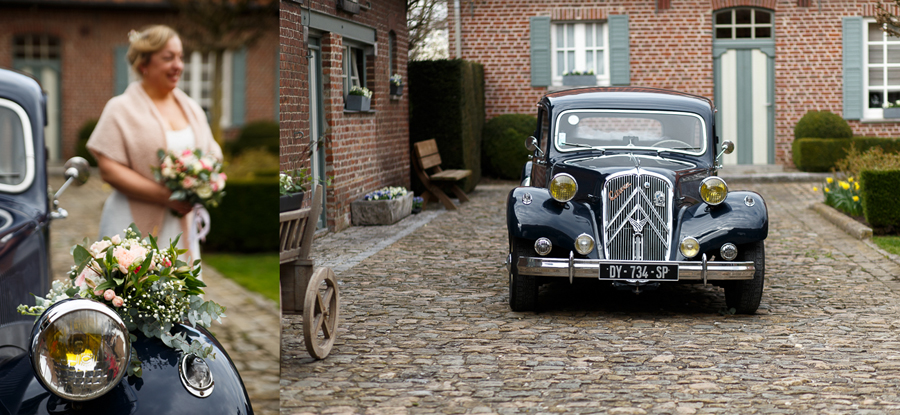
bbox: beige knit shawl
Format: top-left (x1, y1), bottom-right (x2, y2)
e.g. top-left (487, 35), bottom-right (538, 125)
top-left (86, 82), bottom-right (222, 240)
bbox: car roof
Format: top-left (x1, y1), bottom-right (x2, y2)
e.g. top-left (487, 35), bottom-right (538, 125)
top-left (541, 87), bottom-right (715, 116)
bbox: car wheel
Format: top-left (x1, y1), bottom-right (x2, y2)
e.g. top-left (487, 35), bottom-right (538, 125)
top-left (724, 240), bottom-right (765, 314)
top-left (509, 238), bottom-right (538, 312)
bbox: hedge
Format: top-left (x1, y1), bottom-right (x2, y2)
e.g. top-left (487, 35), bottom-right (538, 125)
top-left (482, 114), bottom-right (537, 180)
top-left (792, 136), bottom-right (900, 172)
top-left (860, 169), bottom-right (900, 229)
top-left (409, 59), bottom-right (485, 193)
top-left (794, 110), bottom-right (852, 139)
top-left (204, 176), bottom-right (277, 252)
top-left (228, 120), bottom-right (280, 156)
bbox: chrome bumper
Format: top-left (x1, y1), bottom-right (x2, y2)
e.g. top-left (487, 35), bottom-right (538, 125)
top-left (510, 253), bottom-right (755, 283)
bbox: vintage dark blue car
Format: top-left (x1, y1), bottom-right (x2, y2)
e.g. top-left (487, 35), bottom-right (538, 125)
top-left (507, 87), bottom-right (768, 314)
top-left (0, 68), bottom-right (253, 414)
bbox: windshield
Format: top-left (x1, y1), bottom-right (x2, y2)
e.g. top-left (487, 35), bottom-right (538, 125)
top-left (554, 110), bottom-right (707, 156)
top-left (0, 98), bottom-right (35, 193)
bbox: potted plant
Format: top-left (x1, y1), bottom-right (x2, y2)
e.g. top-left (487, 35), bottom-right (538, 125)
top-left (411, 196), bottom-right (423, 214)
top-left (345, 85), bottom-right (372, 111)
top-left (351, 186), bottom-right (413, 225)
top-left (884, 100), bottom-right (900, 119)
top-left (562, 70), bottom-right (597, 86)
top-left (280, 168), bottom-right (310, 212)
top-left (390, 74), bottom-right (403, 96)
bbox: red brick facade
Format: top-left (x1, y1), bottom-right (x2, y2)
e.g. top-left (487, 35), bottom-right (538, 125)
top-left (0, 1), bottom-right (278, 161)
top-left (281, 0), bottom-right (409, 231)
top-left (450, 0), bottom-right (900, 167)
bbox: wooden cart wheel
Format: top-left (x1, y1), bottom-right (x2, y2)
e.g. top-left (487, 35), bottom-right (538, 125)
top-left (303, 267), bottom-right (339, 359)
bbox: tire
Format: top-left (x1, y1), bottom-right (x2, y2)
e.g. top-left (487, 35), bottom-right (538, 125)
top-left (724, 240), bottom-right (765, 314)
top-left (508, 238), bottom-right (538, 312)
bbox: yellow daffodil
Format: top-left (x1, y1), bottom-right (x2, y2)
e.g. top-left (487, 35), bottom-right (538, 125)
top-left (825, 187), bottom-right (830, 193)
top-left (855, 182), bottom-right (860, 191)
top-left (813, 186), bottom-right (819, 192)
top-left (840, 181), bottom-right (850, 190)
top-left (853, 196), bottom-right (860, 202)
top-left (826, 177), bottom-right (833, 184)
top-left (848, 177), bottom-right (854, 183)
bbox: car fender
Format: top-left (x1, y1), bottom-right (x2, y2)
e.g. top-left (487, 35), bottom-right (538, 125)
top-left (0, 324), bottom-right (252, 415)
top-left (677, 190), bottom-right (768, 257)
top-left (507, 187), bottom-right (600, 258)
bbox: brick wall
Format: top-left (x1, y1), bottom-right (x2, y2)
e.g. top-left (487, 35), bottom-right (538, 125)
top-left (0, 4), bottom-right (278, 161)
top-left (449, 0), bottom-right (900, 167)
top-left (280, 0), bottom-right (410, 232)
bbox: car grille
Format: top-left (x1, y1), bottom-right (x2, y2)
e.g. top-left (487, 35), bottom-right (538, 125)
top-left (602, 170), bottom-right (673, 261)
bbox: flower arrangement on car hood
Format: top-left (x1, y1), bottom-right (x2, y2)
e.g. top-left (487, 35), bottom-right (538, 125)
top-left (18, 224), bottom-right (226, 377)
top-left (153, 148), bottom-right (227, 215)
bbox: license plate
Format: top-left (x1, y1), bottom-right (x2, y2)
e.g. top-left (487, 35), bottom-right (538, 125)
top-left (600, 263), bottom-right (678, 281)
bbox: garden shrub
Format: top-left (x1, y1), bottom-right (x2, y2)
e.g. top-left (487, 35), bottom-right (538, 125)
top-left (229, 120), bottom-right (279, 156)
top-left (482, 114), bottom-right (537, 179)
top-left (791, 138), bottom-right (850, 172)
top-left (835, 145), bottom-right (900, 179)
top-left (860, 169), bottom-right (900, 230)
top-left (204, 176), bottom-right (278, 252)
top-left (794, 110), bottom-right (852, 139)
top-left (76, 119), bottom-right (98, 166)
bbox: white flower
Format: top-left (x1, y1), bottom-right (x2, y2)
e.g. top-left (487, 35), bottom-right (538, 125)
top-left (196, 184), bottom-right (213, 199)
top-left (111, 235), bottom-right (122, 245)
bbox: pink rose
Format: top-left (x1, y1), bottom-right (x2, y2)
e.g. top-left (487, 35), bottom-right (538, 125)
top-left (89, 240), bottom-right (112, 258)
top-left (113, 245), bottom-right (148, 274)
top-left (112, 296), bottom-right (124, 308)
top-left (75, 267), bottom-right (98, 288)
top-left (104, 289), bottom-right (115, 301)
top-left (94, 289), bottom-right (104, 296)
top-left (182, 176), bottom-right (196, 189)
top-left (181, 149), bottom-right (193, 157)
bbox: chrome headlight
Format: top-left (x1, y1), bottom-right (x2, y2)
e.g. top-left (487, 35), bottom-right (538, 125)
top-left (534, 237), bottom-right (553, 256)
top-left (720, 243), bottom-right (738, 261)
top-left (31, 299), bottom-right (130, 401)
top-left (549, 173), bottom-right (577, 203)
top-left (574, 233), bottom-right (595, 255)
top-left (699, 177), bottom-right (728, 206)
top-left (680, 236), bottom-right (700, 258)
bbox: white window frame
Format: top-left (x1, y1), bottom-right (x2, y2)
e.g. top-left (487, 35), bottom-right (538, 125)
top-left (713, 8), bottom-right (773, 40)
top-left (178, 50), bottom-right (234, 128)
top-left (0, 98), bottom-right (36, 194)
top-left (550, 22), bottom-right (609, 87)
top-left (342, 45), bottom-right (364, 97)
top-left (863, 17), bottom-right (900, 120)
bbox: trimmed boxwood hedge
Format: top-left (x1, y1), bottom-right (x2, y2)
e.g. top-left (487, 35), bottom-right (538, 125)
top-left (793, 136), bottom-right (900, 172)
top-left (482, 114), bottom-right (537, 180)
top-left (409, 59), bottom-right (485, 193)
top-left (794, 110), bottom-right (852, 139)
top-left (204, 176), bottom-right (277, 252)
top-left (228, 120), bottom-right (280, 156)
top-left (860, 169), bottom-right (900, 229)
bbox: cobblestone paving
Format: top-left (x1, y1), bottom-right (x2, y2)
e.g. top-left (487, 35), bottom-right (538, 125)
top-left (282, 181), bottom-right (900, 414)
top-left (49, 173), bottom-right (279, 415)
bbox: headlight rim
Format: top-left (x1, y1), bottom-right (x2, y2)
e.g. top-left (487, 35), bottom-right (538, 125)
top-left (574, 233), bottom-right (595, 255)
top-left (680, 236), bottom-right (700, 259)
top-left (30, 298), bottom-right (131, 402)
top-left (699, 176), bottom-right (729, 206)
top-left (549, 173), bottom-right (578, 203)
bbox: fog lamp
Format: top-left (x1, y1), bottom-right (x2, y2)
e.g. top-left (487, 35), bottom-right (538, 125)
top-left (680, 236), bottom-right (700, 258)
top-left (31, 299), bottom-right (130, 401)
top-left (534, 237), bottom-right (552, 256)
top-left (574, 233), bottom-right (595, 255)
top-left (700, 177), bottom-right (728, 206)
top-left (549, 173), bottom-right (577, 203)
top-left (720, 243), bottom-right (738, 261)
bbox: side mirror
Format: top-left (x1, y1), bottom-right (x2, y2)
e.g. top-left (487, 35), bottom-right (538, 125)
top-left (721, 140), bottom-right (735, 155)
top-left (525, 136), bottom-right (538, 152)
top-left (63, 157), bottom-right (91, 186)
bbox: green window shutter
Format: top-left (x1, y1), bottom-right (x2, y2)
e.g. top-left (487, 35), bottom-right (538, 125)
top-left (530, 16), bottom-right (551, 87)
top-left (842, 17), bottom-right (863, 120)
top-left (232, 48), bottom-right (247, 127)
top-left (609, 15), bottom-right (630, 86)
top-left (114, 45), bottom-right (129, 95)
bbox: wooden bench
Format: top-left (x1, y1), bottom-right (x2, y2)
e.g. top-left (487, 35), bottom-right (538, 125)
top-left (413, 139), bottom-right (472, 210)
top-left (279, 184), bottom-right (339, 359)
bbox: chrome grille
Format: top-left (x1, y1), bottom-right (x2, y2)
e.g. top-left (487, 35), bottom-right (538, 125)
top-left (602, 170), bottom-right (673, 261)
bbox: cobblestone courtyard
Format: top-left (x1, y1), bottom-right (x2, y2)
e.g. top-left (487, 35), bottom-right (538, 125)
top-left (282, 181), bottom-right (900, 414)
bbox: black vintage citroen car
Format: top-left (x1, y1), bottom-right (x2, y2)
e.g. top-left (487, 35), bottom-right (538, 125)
top-left (507, 87), bottom-right (768, 314)
top-left (0, 68), bottom-right (252, 414)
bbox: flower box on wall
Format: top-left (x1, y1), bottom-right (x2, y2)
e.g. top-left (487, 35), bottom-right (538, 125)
top-left (280, 192), bottom-right (305, 213)
top-left (562, 75), bottom-right (597, 86)
top-left (345, 95), bottom-right (371, 112)
top-left (351, 192), bottom-right (412, 225)
top-left (390, 84), bottom-right (403, 96)
top-left (885, 107), bottom-right (900, 119)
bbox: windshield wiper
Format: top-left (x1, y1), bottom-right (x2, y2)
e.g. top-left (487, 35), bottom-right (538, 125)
top-left (562, 142), bottom-right (605, 153)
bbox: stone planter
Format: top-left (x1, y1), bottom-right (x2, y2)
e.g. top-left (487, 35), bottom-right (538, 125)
top-left (390, 83), bottom-right (403, 96)
top-left (345, 95), bottom-right (371, 112)
top-left (351, 192), bottom-right (412, 226)
top-left (280, 192), bottom-right (305, 213)
top-left (562, 75), bottom-right (597, 86)
top-left (885, 107), bottom-right (900, 119)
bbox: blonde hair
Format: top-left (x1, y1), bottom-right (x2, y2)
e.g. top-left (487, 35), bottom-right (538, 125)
top-left (126, 25), bottom-right (179, 77)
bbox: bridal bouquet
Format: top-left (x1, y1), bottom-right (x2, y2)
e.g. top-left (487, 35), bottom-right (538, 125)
top-left (18, 224), bottom-right (226, 377)
top-left (153, 148), bottom-right (227, 216)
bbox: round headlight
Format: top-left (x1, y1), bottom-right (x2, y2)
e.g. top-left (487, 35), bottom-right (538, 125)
top-left (700, 177), bottom-right (728, 206)
top-left (534, 237), bottom-right (553, 256)
top-left (574, 233), bottom-right (595, 255)
top-left (31, 299), bottom-right (130, 401)
top-left (720, 243), bottom-right (738, 261)
top-left (549, 173), bottom-right (578, 203)
top-left (680, 236), bottom-right (700, 258)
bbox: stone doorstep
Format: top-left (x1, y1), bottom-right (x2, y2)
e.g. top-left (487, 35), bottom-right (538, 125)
top-left (810, 202), bottom-right (873, 240)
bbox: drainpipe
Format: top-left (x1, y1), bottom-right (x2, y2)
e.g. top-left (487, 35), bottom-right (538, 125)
top-left (454, 0), bottom-right (462, 58)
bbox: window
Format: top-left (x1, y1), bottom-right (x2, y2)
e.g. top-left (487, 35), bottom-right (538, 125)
top-left (342, 46), bottom-right (365, 97)
top-left (714, 9), bottom-right (773, 39)
top-left (389, 31), bottom-right (397, 76)
top-left (551, 22), bottom-right (608, 85)
top-left (864, 19), bottom-right (900, 119)
top-left (0, 98), bottom-right (35, 193)
top-left (179, 51), bottom-right (234, 127)
top-left (13, 34), bottom-right (60, 60)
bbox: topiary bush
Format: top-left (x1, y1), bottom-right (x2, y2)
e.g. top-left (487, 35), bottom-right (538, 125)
top-left (76, 119), bottom-right (98, 166)
top-left (794, 110), bottom-right (852, 139)
top-left (228, 120), bottom-right (279, 156)
top-left (792, 138), bottom-right (851, 172)
top-left (482, 114), bottom-right (537, 179)
top-left (860, 169), bottom-right (900, 230)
